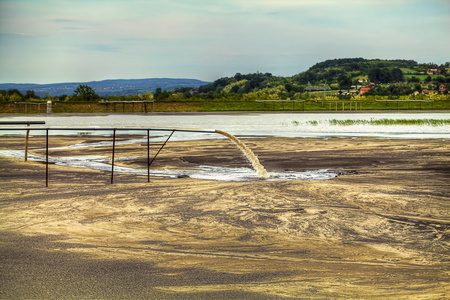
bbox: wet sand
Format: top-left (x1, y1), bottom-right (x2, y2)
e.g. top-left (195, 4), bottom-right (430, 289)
top-left (0, 135), bottom-right (449, 299)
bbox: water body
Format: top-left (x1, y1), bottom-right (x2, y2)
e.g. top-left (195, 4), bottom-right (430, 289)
top-left (0, 148), bottom-right (342, 182)
top-left (1, 112), bottom-right (449, 139)
top-left (1, 113), bottom-right (449, 181)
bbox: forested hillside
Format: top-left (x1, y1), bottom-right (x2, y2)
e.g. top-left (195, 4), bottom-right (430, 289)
top-left (294, 58), bottom-right (417, 85)
top-left (197, 58), bottom-right (449, 99)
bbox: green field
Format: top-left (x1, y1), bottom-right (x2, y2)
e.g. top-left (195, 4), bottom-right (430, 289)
top-left (403, 74), bottom-right (441, 81)
top-left (1, 98), bottom-right (449, 114)
top-left (400, 68), bottom-right (419, 74)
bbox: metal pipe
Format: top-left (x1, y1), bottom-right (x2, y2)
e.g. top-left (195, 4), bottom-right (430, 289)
top-left (147, 129), bottom-right (150, 182)
top-left (0, 128), bottom-right (217, 133)
top-left (46, 128), bottom-right (49, 187)
top-left (148, 130), bottom-right (175, 167)
top-left (25, 124), bottom-right (30, 162)
top-left (0, 127), bottom-right (219, 186)
top-left (0, 121), bottom-right (46, 125)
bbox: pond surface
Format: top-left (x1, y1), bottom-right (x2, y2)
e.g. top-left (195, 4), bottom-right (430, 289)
top-left (0, 112), bottom-right (449, 139)
top-left (1, 112), bottom-right (449, 182)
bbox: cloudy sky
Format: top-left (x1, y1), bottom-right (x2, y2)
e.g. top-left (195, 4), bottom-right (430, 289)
top-left (0, 0), bottom-right (449, 84)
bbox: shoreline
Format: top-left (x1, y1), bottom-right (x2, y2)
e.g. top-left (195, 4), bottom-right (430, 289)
top-left (1, 109), bottom-right (450, 117)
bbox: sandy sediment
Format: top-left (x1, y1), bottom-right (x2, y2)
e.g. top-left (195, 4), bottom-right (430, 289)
top-left (0, 135), bottom-right (449, 299)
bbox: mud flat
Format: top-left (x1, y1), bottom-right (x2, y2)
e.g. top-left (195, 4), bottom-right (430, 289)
top-left (0, 136), bottom-right (449, 299)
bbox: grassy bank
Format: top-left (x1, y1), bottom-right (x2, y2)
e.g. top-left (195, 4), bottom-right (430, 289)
top-left (1, 99), bottom-right (449, 114)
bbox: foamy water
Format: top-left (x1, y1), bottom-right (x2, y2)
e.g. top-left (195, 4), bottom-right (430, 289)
top-left (0, 148), bottom-right (340, 182)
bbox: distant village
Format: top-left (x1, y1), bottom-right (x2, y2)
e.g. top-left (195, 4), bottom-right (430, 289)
top-left (336, 69), bottom-right (448, 97)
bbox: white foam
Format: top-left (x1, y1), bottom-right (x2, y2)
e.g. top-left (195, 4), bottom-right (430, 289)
top-left (0, 150), bottom-right (340, 182)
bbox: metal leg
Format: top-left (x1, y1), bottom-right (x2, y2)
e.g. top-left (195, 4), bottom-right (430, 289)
top-left (111, 129), bottom-right (116, 184)
top-left (25, 124), bottom-right (30, 162)
top-left (46, 128), bottom-right (49, 187)
top-left (148, 130), bottom-right (175, 167)
top-left (147, 129), bottom-right (150, 182)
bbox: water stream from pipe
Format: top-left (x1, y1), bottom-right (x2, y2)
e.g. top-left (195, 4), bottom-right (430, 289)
top-left (215, 129), bottom-right (269, 179)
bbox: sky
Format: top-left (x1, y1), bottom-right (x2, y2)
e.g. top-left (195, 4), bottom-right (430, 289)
top-left (0, 0), bottom-right (449, 84)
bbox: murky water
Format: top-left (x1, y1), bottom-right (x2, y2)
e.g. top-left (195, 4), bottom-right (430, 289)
top-left (215, 129), bottom-right (269, 178)
top-left (1, 113), bottom-right (449, 181)
top-left (0, 148), bottom-right (342, 182)
top-left (1, 112), bottom-right (449, 139)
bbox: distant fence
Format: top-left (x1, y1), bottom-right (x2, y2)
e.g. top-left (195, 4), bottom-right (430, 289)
top-left (99, 101), bottom-right (154, 113)
top-left (375, 100), bottom-right (435, 110)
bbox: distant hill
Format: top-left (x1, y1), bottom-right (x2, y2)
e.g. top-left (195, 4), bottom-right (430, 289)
top-left (0, 78), bottom-right (211, 97)
top-left (1, 58), bottom-right (448, 100)
top-left (292, 58), bottom-right (419, 85)
top-left (199, 58), bottom-right (448, 95)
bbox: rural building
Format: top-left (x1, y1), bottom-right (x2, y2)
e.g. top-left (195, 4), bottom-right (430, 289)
top-left (359, 87), bottom-right (370, 94)
top-left (427, 69), bottom-right (440, 75)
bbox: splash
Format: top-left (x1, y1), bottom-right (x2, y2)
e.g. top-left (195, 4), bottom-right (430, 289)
top-left (215, 129), bottom-right (269, 179)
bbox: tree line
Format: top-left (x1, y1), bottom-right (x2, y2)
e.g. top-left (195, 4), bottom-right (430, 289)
top-left (1, 58), bottom-right (449, 103)
top-left (2, 80), bottom-right (449, 104)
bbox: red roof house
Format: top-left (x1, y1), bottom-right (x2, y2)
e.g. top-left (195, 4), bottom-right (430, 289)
top-left (427, 69), bottom-right (440, 75)
top-left (359, 87), bottom-right (371, 94)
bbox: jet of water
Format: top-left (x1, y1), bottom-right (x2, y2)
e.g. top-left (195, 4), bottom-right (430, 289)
top-left (215, 129), bottom-right (269, 179)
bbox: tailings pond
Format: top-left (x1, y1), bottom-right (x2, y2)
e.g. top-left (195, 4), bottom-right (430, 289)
top-left (1, 113), bottom-right (449, 181)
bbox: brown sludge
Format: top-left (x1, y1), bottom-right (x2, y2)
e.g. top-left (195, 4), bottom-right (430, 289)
top-left (215, 129), bottom-right (269, 178)
top-left (0, 135), bottom-right (449, 299)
